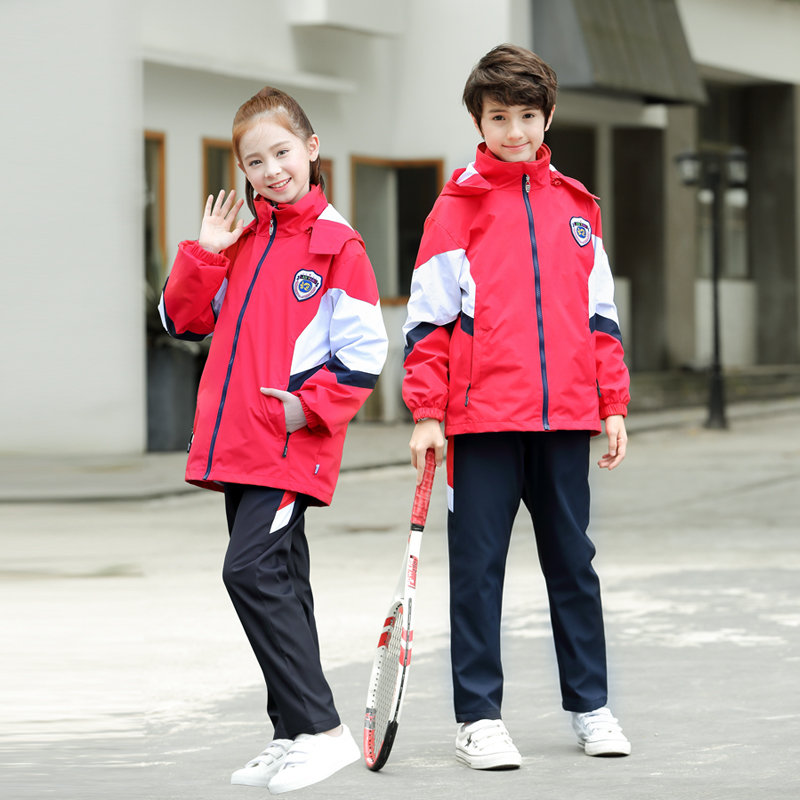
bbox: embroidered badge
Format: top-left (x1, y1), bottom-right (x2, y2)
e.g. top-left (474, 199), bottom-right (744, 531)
top-left (292, 269), bottom-right (323, 302)
top-left (570, 217), bottom-right (592, 247)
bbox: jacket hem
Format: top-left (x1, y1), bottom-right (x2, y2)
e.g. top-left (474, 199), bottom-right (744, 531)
top-left (186, 471), bottom-right (334, 506)
top-left (445, 418), bottom-right (602, 436)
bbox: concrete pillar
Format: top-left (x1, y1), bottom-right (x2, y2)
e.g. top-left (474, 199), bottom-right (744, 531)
top-left (0, 0), bottom-right (144, 454)
top-left (663, 105), bottom-right (699, 368)
top-left (746, 83), bottom-right (800, 364)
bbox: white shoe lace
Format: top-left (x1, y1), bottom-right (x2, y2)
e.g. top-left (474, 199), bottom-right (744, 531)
top-left (578, 708), bottom-right (623, 736)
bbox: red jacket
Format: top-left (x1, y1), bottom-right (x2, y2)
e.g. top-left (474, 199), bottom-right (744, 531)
top-left (403, 144), bottom-right (629, 436)
top-left (160, 186), bottom-right (387, 505)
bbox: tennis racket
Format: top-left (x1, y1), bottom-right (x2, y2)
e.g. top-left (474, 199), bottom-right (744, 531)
top-left (363, 448), bottom-right (436, 771)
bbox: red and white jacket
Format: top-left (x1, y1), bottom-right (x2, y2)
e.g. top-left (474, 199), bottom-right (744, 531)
top-left (160, 185), bottom-right (388, 506)
top-left (403, 143), bottom-right (629, 436)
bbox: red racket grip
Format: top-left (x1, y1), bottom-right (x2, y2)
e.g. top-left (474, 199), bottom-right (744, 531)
top-left (411, 449), bottom-right (436, 528)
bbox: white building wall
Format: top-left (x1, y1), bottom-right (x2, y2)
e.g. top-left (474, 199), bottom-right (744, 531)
top-left (0, 0), bottom-right (144, 454)
top-left (676, 0), bottom-right (800, 83)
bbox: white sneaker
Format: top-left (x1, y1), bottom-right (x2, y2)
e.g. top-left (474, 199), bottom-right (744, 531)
top-left (230, 738), bottom-right (293, 786)
top-left (268, 724), bottom-right (360, 794)
top-left (455, 719), bottom-right (522, 770)
top-left (572, 707), bottom-right (631, 756)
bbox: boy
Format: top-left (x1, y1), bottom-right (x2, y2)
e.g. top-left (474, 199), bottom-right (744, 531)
top-left (402, 44), bottom-right (631, 768)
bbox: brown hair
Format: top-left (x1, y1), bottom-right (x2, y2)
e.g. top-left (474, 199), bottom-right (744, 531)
top-left (232, 86), bottom-right (324, 217)
top-left (463, 44), bottom-right (558, 131)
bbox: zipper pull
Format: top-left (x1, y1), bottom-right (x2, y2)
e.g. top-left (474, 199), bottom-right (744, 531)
top-left (282, 431), bottom-right (290, 458)
top-left (465, 384), bottom-right (471, 406)
top-left (525, 175), bottom-right (531, 193)
top-left (269, 218), bottom-right (274, 236)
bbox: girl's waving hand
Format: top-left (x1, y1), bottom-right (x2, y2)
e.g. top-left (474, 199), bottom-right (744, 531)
top-left (198, 190), bottom-right (245, 254)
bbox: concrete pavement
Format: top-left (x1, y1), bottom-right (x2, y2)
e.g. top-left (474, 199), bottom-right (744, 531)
top-left (2, 399), bottom-right (800, 798)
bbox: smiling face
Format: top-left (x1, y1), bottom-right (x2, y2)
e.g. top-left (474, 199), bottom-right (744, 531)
top-left (237, 116), bottom-right (320, 205)
top-left (474, 101), bottom-right (554, 163)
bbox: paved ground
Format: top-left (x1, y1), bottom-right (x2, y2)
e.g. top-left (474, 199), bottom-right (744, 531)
top-left (2, 399), bottom-right (800, 799)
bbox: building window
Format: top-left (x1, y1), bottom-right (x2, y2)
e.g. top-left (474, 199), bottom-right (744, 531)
top-left (352, 157), bottom-right (443, 300)
top-left (320, 158), bottom-right (334, 204)
top-left (203, 138), bottom-right (236, 203)
top-left (144, 131), bottom-right (166, 305)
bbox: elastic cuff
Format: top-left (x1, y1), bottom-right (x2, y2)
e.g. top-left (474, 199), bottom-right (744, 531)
top-left (299, 397), bottom-right (321, 430)
top-left (600, 403), bottom-right (627, 419)
top-left (180, 239), bottom-right (230, 266)
top-left (413, 407), bottom-right (445, 423)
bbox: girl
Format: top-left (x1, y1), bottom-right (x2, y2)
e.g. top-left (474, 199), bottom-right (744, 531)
top-left (159, 87), bottom-right (388, 793)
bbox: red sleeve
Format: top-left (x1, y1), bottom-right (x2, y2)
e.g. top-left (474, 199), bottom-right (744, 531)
top-left (159, 241), bottom-right (230, 340)
top-left (402, 217), bottom-right (466, 422)
top-left (590, 209), bottom-right (630, 418)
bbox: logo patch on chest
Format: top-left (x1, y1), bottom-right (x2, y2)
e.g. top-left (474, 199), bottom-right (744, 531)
top-left (292, 269), bottom-right (323, 301)
top-left (570, 217), bottom-right (592, 247)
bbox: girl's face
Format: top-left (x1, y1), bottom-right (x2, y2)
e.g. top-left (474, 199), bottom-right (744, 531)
top-left (237, 117), bottom-right (320, 205)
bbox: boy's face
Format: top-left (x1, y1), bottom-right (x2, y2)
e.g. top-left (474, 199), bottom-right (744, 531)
top-left (473, 101), bottom-right (554, 163)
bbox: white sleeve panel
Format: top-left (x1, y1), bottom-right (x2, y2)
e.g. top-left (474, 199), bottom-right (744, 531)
top-left (291, 290), bottom-right (334, 376)
top-left (402, 249), bottom-right (474, 342)
top-left (589, 235), bottom-right (620, 324)
top-left (291, 288), bottom-right (387, 378)
top-left (328, 288), bottom-right (388, 374)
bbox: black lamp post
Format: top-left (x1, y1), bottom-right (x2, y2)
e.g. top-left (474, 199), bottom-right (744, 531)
top-left (675, 147), bottom-right (748, 430)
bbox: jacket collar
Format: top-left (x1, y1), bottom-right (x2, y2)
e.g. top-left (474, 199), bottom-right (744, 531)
top-left (247, 184), bottom-right (360, 255)
top-left (253, 184), bottom-right (329, 238)
top-left (446, 142), bottom-right (553, 195)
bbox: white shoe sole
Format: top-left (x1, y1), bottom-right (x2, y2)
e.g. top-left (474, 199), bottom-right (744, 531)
top-left (580, 738), bottom-right (632, 757)
top-left (455, 748), bottom-right (522, 770)
top-left (231, 772), bottom-right (275, 787)
top-left (268, 740), bottom-right (359, 793)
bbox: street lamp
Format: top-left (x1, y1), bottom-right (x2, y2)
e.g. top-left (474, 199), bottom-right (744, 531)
top-left (674, 147), bottom-right (748, 430)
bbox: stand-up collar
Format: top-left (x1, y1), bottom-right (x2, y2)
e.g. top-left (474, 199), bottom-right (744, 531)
top-left (473, 142), bottom-right (552, 189)
top-left (446, 143), bottom-right (554, 197)
top-left (253, 184), bottom-right (329, 237)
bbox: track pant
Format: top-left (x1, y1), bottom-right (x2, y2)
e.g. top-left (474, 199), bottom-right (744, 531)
top-left (222, 484), bottom-right (340, 739)
top-left (447, 431), bottom-right (607, 721)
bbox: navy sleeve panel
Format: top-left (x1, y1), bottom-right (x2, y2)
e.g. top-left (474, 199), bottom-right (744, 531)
top-left (326, 355), bottom-right (380, 389)
top-left (590, 313), bottom-right (622, 343)
top-left (459, 312), bottom-right (474, 337)
top-left (404, 319), bottom-right (457, 361)
top-left (287, 363), bottom-right (326, 393)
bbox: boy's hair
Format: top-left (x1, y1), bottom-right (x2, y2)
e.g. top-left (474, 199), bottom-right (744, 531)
top-left (463, 44), bottom-right (558, 130)
top-left (232, 86), bottom-right (324, 218)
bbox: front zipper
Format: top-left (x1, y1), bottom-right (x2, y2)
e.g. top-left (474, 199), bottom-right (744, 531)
top-left (523, 174), bottom-right (550, 430)
top-left (203, 217), bottom-right (277, 480)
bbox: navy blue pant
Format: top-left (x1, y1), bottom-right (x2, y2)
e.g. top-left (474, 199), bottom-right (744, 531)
top-left (447, 431), bottom-right (607, 721)
top-left (222, 484), bottom-right (340, 739)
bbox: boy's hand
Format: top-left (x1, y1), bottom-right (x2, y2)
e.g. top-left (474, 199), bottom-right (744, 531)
top-left (598, 414), bottom-right (627, 470)
top-left (198, 190), bottom-right (245, 254)
top-left (409, 418), bottom-right (444, 485)
top-left (260, 388), bottom-right (308, 433)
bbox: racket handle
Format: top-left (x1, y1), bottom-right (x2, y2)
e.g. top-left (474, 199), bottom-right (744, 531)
top-left (411, 449), bottom-right (436, 528)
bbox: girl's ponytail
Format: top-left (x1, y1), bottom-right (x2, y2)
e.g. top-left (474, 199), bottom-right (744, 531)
top-left (233, 86), bottom-right (325, 216)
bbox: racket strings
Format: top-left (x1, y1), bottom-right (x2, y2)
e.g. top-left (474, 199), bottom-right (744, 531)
top-left (372, 607), bottom-right (404, 753)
